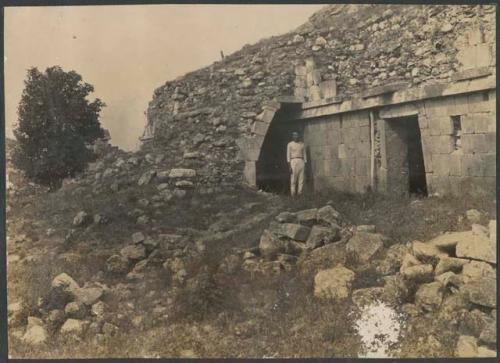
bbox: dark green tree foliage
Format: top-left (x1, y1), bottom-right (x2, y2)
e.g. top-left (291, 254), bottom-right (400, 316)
top-left (13, 66), bottom-right (105, 188)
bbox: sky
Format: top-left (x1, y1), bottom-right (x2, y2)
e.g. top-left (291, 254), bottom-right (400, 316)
top-left (4, 4), bottom-right (324, 151)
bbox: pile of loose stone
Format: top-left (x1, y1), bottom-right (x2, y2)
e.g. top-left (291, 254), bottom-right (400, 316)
top-left (248, 206), bottom-right (496, 357)
top-left (240, 204), bottom-right (346, 274)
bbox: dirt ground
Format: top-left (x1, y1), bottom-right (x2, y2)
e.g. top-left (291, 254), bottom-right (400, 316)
top-left (6, 165), bottom-right (496, 359)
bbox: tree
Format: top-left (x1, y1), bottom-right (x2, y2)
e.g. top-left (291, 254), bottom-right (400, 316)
top-left (13, 66), bottom-right (105, 188)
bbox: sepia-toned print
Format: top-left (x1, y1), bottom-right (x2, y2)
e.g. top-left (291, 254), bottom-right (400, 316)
top-left (4, 3), bottom-right (497, 359)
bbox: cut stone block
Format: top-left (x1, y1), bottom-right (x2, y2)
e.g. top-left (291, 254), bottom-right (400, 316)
top-left (314, 265), bottom-right (355, 300)
top-left (346, 232), bottom-right (385, 264)
top-left (272, 223), bottom-right (311, 242)
top-left (319, 80), bottom-right (337, 99)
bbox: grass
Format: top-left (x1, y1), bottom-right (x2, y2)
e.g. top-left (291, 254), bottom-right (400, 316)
top-left (7, 168), bottom-right (496, 358)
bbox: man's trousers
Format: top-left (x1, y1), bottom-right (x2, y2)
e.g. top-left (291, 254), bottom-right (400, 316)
top-left (290, 158), bottom-right (305, 196)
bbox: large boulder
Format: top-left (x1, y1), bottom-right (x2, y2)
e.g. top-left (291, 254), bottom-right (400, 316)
top-left (74, 287), bottom-right (104, 306)
top-left (455, 335), bottom-right (478, 357)
top-left (60, 318), bottom-right (88, 337)
top-left (346, 232), bottom-right (385, 264)
top-left (461, 278), bottom-right (496, 308)
top-left (259, 230), bottom-right (288, 259)
top-left (456, 232), bottom-right (496, 264)
top-left (64, 301), bottom-right (87, 319)
top-left (306, 225), bottom-right (340, 249)
top-left (270, 223), bottom-right (311, 241)
top-left (316, 205), bottom-right (341, 226)
top-left (296, 208), bottom-right (318, 225)
top-left (462, 261), bottom-right (495, 283)
top-left (428, 231), bottom-right (472, 250)
top-left (376, 243), bottom-right (408, 275)
top-left (314, 265), bottom-right (355, 300)
top-left (412, 241), bottom-right (448, 261)
top-left (415, 281), bottom-right (443, 312)
top-left (382, 274), bottom-right (410, 305)
top-left (21, 317), bottom-right (48, 346)
top-left (401, 263), bottom-right (434, 282)
top-left (8, 301), bottom-right (27, 327)
top-left (434, 257), bottom-right (469, 276)
top-left (51, 273), bottom-right (80, 299)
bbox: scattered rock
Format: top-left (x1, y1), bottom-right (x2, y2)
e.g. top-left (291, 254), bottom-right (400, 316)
top-left (275, 211), bottom-right (296, 223)
top-left (401, 263), bottom-right (434, 282)
top-left (271, 223), bottom-right (311, 242)
top-left (415, 281), bottom-right (443, 312)
top-left (120, 244), bottom-right (147, 261)
top-left (316, 205), bottom-right (341, 226)
top-left (356, 225), bottom-right (376, 233)
top-left (295, 208), bottom-right (318, 224)
top-left (461, 278), bottom-right (496, 308)
top-left (466, 209), bottom-right (482, 224)
top-left (461, 260), bottom-right (495, 283)
top-left (477, 346), bottom-right (497, 357)
top-left (102, 322), bottom-right (119, 336)
top-left (106, 254), bottom-right (130, 274)
top-left (8, 301), bottom-right (26, 327)
top-left (314, 265), bottom-right (355, 300)
top-left (51, 273), bottom-right (80, 298)
top-left (412, 241), bottom-right (448, 261)
top-left (60, 318), bottom-right (87, 337)
top-left (65, 301), bottom-right (87, 319)
top-left (306, 225), bottom-right (340, 249)
top-left (91, 301), bottom-right (106, 317)
top-left (428, 231), bottom-right (472, 250)
top-left (132, 232), bottom-right (146, 244)
top-left (75, 287), bottom-right (104, 306)
top-left (456, 232), bottom-right (495, 264)
top-left (346, 232), bottom-right (385, 264)
top-left (479, 321), bottom-right (496, 346)
top-left (455, 335), bottom-right (478, 357)
top-left (22, 317), bottom-right (47, 346)
top-left (73, 211), bottom-right (91, 227)
top-left (434, 256), bottom-right (469, 276)
top-left (169, 168), bottom-right (196, 178)
top-left (259, 230), bottom-right (289, 259)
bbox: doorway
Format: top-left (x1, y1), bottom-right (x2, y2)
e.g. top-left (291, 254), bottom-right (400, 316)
top-left (256, 113), bottom-right (305, 195)
top-left (385, 115), bottom-right (427, 196)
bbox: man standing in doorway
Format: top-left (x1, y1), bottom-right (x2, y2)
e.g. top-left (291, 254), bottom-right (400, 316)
top-left (287, 131), bottom-right (307, 196)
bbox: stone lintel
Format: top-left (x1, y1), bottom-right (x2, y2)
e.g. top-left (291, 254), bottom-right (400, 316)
top-left (297, 75), bottom-right (496, 120)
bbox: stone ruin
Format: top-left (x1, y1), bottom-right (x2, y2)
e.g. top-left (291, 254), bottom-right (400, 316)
top-left (142, 4), bottom-right (496, 198)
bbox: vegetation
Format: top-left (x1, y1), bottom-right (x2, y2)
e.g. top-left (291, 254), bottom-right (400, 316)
top-left (13, 66), bottom-right (105, 188)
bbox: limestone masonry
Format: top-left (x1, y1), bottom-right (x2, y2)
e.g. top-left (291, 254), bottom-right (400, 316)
top-left (143, 4), bottom-right (496, 197)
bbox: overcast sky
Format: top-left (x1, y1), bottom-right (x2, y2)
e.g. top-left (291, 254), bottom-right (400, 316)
top-left (5, 4), bottom-right (324, 150)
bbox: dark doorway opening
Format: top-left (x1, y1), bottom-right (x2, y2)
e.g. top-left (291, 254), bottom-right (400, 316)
top-left (256, 108), bottom-right (303, 195)
top-left (385, 115), bottom-right (427, 196)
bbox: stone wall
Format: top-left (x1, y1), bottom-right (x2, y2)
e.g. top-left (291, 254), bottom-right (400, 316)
top-left (143, 4), bottom-right (495, 193)
top-left (418, 90), bottom-right (496, 196)
top-left (299, 87), bottom-right (496, 197)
